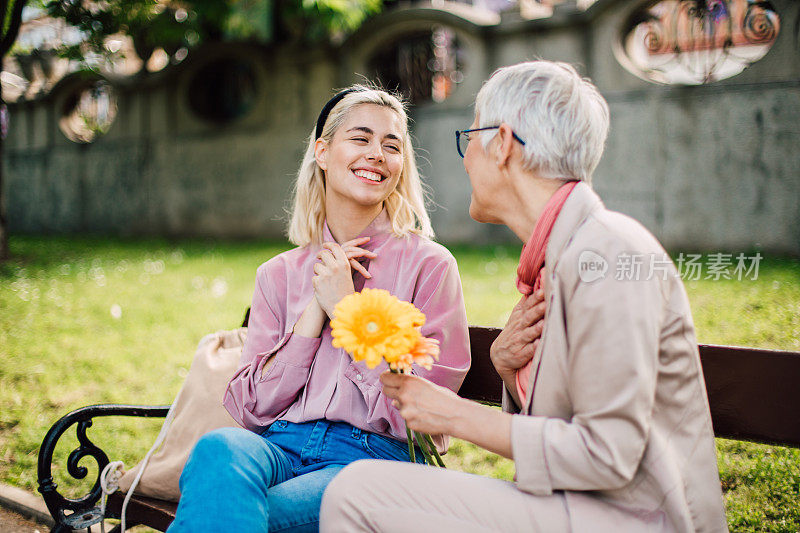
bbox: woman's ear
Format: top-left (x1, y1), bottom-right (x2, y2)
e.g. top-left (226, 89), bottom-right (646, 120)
top-left (314, 138), bottom-right (328, 171)
top-left (495, 123), bottom-right (515, 168)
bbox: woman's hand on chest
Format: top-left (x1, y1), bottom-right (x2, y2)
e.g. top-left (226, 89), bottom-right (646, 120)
top-left (490, 288), bottom-right (546, 381)
top-left (313, 238), bottom-right (377, 320)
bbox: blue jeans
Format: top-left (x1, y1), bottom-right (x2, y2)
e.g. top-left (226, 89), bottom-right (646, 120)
top-left (167, 420), bottom-right (422, 532)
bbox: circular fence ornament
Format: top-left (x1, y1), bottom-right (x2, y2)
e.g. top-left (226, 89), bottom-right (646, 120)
top-left (368, 26), bottom-right (465, 105)
top-left (187, 58), bottom-right (257, 124)
top-left (619, 0), bottom-right (780, 85)
top-left (59, 79), bottom-right (118, 143)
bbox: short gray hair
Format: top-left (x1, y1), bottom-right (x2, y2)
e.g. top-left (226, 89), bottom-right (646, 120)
top-left (475, 61), bottom-right (610, 183)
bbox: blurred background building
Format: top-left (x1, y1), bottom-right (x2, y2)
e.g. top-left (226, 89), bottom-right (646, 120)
top-left (3, 0), bottom-right (798, 254)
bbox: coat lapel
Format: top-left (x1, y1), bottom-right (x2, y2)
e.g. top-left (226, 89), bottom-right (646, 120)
top-left (521, 182), bottom-right (604, 414)
top-left (545, 182), bottom-right (603, 274)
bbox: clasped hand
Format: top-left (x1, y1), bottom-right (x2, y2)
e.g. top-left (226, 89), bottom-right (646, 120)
top-left (490, 288), bottom-right (546, 383)
top-left (312, 236), bottom-right (376, 319)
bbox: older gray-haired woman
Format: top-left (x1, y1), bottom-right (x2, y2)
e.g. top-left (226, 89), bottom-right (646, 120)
top-left (319, 61), bottom-right (728, 532)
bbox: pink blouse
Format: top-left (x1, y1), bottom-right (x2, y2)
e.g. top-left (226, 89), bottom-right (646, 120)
top-left (223, 210), bottom-right (471, 446)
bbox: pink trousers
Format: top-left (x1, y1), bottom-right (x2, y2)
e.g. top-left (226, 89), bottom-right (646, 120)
top-left (320, 460), bottom-right (570, 532)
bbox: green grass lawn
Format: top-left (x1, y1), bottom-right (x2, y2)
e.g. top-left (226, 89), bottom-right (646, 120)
top-left (1, 235), bottom-right (798, 531)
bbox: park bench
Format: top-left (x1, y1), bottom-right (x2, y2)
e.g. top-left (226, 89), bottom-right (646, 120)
top-left (37, 317), bottom-right (800, 532)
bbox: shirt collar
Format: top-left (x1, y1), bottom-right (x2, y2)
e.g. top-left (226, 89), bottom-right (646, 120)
top-left (322, 209), bottom-right (393, 249)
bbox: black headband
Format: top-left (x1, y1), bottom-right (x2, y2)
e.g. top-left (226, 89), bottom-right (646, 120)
top-left (315, 88), bottom-right (360, 140)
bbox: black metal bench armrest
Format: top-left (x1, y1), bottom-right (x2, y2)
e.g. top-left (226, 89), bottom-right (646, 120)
top-left (37, 404), bottom-right (170, 532)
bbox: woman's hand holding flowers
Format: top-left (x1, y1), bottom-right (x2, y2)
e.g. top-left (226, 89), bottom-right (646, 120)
top-left (380, 372), bottom-right (461, 436)
top-left (381, 371), bottom-right (515, 460)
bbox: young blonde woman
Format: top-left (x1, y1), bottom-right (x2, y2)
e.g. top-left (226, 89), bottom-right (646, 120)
top-left (166, 86), bottom-right (471, 532)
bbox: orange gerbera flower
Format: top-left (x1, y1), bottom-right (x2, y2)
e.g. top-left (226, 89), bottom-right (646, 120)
top-left (388, 335), bottom-right (440, 373)
top-left (410, 336), bottom-right (440, 370)
top-left (388, 352), bottom-right (414, 373)
top-left (331, 289), bottom-right (422, 369)
top-left (397, 300), bottom-right (426, 328)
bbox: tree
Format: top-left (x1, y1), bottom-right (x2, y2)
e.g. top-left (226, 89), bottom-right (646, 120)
top-left (0, 0), bottom-right (380, 259)
top-left (0, 0), bottom-right (26, 261)
top-left (45, 0), bottom-right (382, 67)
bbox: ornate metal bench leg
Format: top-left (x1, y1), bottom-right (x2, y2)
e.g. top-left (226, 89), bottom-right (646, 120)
top-left (37, 404), bottom-right (170, 532)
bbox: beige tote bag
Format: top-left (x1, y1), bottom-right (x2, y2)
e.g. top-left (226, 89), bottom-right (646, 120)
top-left (117, 328), bottom-right (246, 501)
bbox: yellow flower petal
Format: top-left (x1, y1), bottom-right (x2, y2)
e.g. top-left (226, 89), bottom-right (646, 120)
top-left (331, 289), bottom-right (424, 368)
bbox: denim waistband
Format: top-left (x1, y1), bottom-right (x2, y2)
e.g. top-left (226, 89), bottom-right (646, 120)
top-left (263, 418), bottom-right (422, 467)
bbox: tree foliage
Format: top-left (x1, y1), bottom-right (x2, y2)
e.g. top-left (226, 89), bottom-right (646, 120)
top-left (0, 0), bottom-right (27, 261)
top-left (45, 0), bottom-right (382, 65)
top-left (1, 0), bottom-right (26, 56)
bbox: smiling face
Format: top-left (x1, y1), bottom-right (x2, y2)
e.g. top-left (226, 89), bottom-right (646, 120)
top-left (316, 103), bottom-right (405, 215)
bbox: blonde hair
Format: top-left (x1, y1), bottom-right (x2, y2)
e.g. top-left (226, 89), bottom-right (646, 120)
top-left (287, 85), bottom-right (433, 247)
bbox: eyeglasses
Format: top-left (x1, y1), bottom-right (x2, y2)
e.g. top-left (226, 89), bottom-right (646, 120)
top-left (454, 126), bottom-right (526, 158)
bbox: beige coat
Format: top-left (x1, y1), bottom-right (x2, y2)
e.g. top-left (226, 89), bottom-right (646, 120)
top-left (504, 183), bottom-right (728, 532)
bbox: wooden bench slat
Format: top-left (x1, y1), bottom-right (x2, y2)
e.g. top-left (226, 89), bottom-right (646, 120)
top-left (458, 327), bottom-right (504, 404)
top-left (106, 492), bottom-right (176, 531)
top-left (700, 344), bottom-right (800, 447)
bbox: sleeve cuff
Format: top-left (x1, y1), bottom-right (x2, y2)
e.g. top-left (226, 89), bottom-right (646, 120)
top-left (511, 414), bottom-right (553, 496)
top-left (344, 360), bottom-right (384, 392)
top-left (258, 332), bottom-right (321, 379)
top-left (502, 385), bottom-right (522, 414)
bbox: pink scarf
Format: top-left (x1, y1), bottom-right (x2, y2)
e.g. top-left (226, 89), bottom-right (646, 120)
top-left (515, 181), bottom-right (578, 404)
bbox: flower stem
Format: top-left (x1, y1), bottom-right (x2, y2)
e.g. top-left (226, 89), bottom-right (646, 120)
top-left (422, 433), bottom-right (446, 468)
top-left (413, 431), bottom-right (435, 466)
top-left (405, 425), bottom-right (416, 463)
top-left (392, 368), bottom-right (417, 463)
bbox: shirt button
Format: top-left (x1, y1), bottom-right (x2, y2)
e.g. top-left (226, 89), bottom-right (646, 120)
top-left (356, 374), bottom-right (363, 381)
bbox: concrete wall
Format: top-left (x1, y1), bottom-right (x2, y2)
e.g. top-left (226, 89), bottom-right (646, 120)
top-left (6, 43), bottom-right (336, 241)
top-left (5, 0), bottom-right (799, 254)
